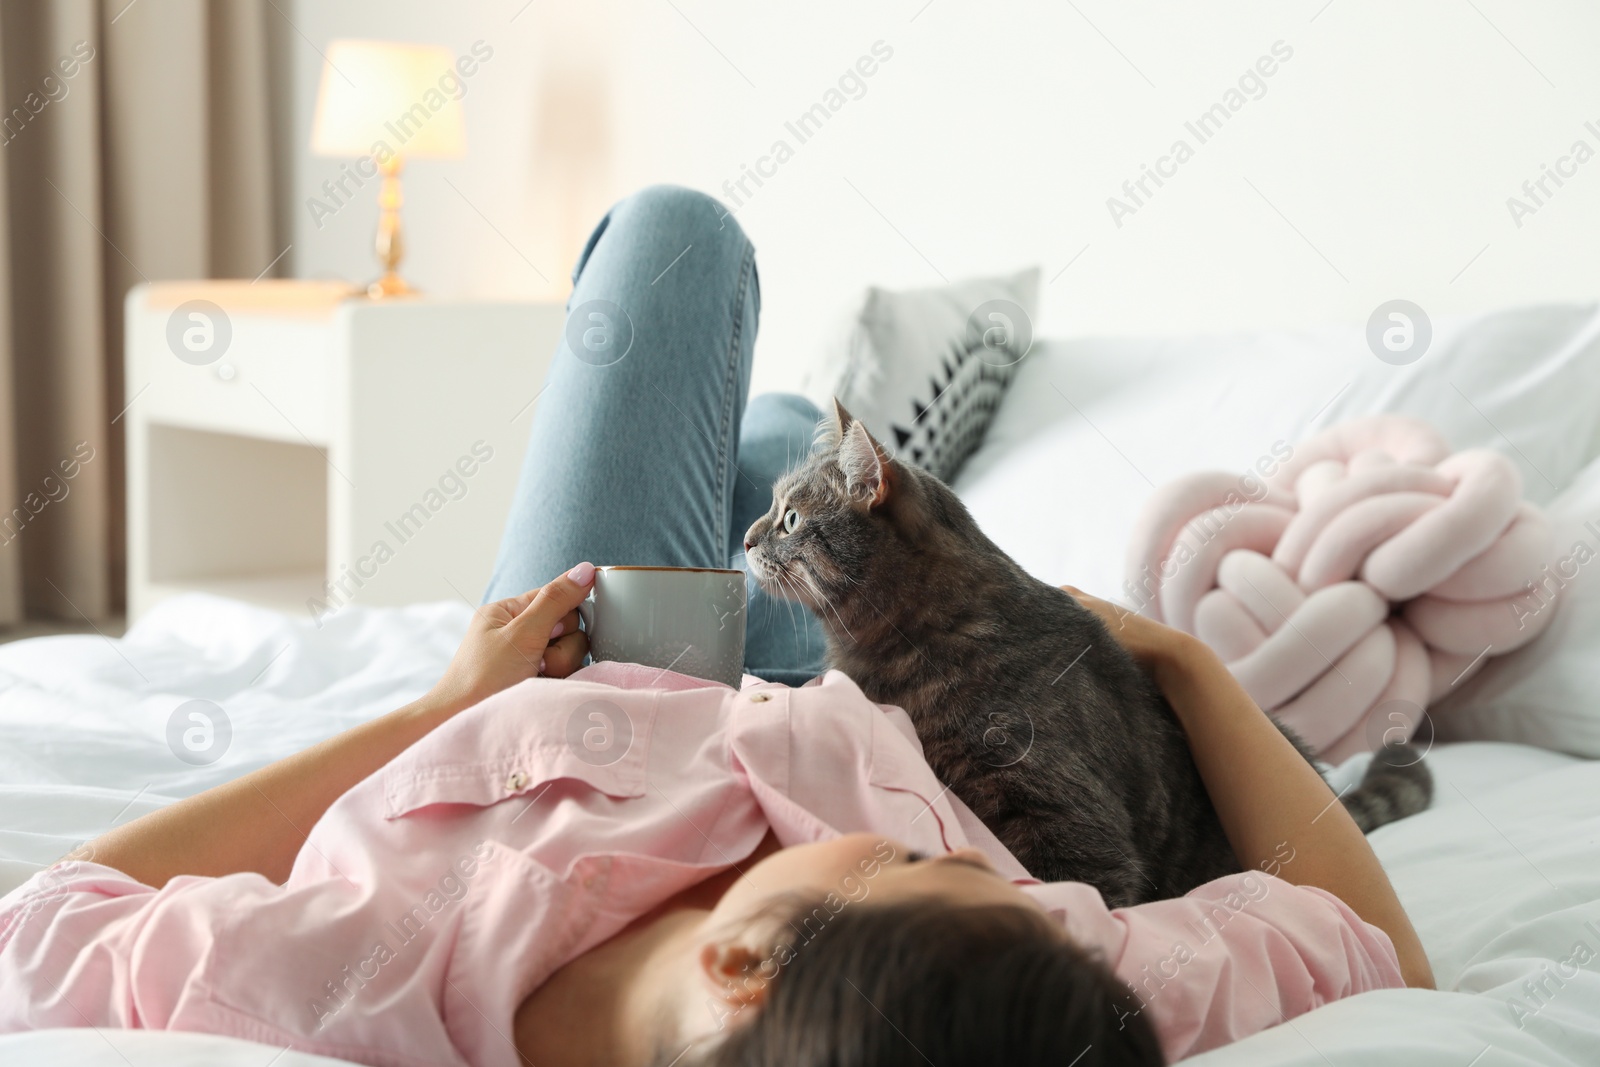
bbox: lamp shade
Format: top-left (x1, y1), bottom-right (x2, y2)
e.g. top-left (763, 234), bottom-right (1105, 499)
top-left (310, 40), bottom-right (466, 159)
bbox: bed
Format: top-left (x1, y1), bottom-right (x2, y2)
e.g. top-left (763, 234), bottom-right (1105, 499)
top-left (4, 302), bottom-right (1600, 1064)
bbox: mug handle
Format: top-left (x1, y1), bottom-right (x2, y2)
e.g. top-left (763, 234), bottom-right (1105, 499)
top-left (576, 595), bottom-right (596, 669)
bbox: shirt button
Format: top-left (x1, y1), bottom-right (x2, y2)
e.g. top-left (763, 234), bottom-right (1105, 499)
top-left (749, 692), bottom-right (770, 703)
top-left (505, 771), bottom-right (529, 791)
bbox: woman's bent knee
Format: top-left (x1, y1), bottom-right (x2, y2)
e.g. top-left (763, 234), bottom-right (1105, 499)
top-left (609, 184), bottom-right (747, 251)
top-left (745, 393), bottom-right (822, 432)
top-left (571, 183), bottom-right (755, 302)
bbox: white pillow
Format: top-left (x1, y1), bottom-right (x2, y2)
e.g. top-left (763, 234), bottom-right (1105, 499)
top-left (1431, 451), bottom-right (1600, 756)
top-left (802, 268), bottom-right (1040, 481)
top-left (952, 301), bottom-right (1600, 756)
top-left (955, 301), bottom-right (1600, 599)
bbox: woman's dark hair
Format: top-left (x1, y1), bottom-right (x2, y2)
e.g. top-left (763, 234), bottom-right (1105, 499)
top-left (686, 897), bottom-right (1165, 1067)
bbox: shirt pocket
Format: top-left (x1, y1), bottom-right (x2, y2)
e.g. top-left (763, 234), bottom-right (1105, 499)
top-left (382, 686), bottom-right (659, 819)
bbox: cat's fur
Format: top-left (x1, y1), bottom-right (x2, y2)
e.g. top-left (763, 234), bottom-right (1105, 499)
top-left (743, 400), bottom-right (1432, 907)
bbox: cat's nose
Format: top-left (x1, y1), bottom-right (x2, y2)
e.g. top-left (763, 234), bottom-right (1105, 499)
top-left (743, 537), bottom-right (755, 552)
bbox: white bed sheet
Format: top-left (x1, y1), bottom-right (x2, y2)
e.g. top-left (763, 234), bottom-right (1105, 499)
top-left (1, 595), bottom-right (1596, 1065)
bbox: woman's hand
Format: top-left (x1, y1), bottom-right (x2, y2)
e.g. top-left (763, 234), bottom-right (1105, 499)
top-left (1059, 585), bottom-right (1204, 678)
top-left (429, 562), bottom-right (597, 712)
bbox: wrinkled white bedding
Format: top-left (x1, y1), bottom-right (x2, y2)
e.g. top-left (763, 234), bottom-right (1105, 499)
top-left (0, 596), bottom-right (467, 900)
top-left (2, 596), bottom-right (1597, 1065)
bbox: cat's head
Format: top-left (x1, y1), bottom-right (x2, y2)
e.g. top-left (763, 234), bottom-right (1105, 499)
top-left (743, 399), bottom-right (960, 613)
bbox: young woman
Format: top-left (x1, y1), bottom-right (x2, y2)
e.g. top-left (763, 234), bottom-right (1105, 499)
top-left (0, 187), bottom-right (1431, 1067)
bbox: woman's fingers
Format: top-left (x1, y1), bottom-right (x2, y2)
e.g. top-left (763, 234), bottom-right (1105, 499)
top-left (499, 587), bottom-right (543, 617)
top-left (537, 610), bottom-right (585, 676)
top-left (1061, 585), bottom-right (1197, 667)
top-left (540, 629), bottom-right (590, 678)
top-left (548, 608), bottom-right (580, 641)
top-left (509, 565), bottom-right (595, 677)
top-left (1061, 586), bottom-right (1128, 629)
top-left (510, 563), bottom-right (596, 647)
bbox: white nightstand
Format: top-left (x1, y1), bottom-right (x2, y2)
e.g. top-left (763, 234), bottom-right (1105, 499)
top-left (123, 281), bottom-right (566, 623)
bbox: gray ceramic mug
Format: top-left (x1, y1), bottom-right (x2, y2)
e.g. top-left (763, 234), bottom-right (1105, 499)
top-left (577, 566), bottom-right (747, 687)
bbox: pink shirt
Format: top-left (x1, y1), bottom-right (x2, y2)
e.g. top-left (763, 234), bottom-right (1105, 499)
top-left (0, 667), bottom-right (1402, 1064)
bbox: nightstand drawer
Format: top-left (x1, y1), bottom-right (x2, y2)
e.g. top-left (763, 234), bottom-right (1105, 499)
top-left (129, 282), bottom-right (348, 446)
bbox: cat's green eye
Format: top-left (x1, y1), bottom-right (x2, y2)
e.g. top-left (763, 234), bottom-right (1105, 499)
top-left (782, 508), bottom-right (800, 533)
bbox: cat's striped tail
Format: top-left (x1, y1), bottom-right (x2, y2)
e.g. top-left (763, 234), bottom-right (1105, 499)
top-left (1341, 742), bottom-right (1434, 832)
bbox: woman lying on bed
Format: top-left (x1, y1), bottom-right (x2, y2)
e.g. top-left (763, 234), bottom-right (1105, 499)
top-left (0, 187), bottom-right (1431, 1067)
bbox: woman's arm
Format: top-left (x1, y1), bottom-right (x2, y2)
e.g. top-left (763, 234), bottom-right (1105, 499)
top-left (86, 565), bottom-right (595, 890)
top-left (1066, 587), bottom-right (1435, 990)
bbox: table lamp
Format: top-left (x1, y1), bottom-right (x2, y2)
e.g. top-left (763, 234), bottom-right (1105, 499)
top-left (311, 40), bottom-right (466, 298)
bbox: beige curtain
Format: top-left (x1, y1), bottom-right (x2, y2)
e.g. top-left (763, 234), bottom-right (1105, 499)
top-left (0, 0), bottom-right (276, 623)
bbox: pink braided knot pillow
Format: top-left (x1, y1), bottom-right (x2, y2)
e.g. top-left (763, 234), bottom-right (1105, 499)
top-left (1125, 415), bottom-right (1558, 761)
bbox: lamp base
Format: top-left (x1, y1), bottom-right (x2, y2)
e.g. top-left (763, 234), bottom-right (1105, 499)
top-left (366, 272), bottom-right (414, 299)
top-left (367, 156), bottom-right (414, 300)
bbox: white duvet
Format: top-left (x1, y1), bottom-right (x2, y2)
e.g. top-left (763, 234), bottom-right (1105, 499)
top-left (6, 305), bottom-right (1600, 1064)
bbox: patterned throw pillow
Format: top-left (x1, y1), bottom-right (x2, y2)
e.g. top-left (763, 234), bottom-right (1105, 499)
top-left (803, 268), bottom-right (1040, 482)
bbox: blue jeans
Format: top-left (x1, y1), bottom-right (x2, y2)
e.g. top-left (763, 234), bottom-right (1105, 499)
top-left (484, 185), bottom-right (828, 685)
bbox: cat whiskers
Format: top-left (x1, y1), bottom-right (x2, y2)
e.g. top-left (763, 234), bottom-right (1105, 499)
top-left (782, 570), bottom-right (810, 656)
top-left (796, 562), bottom-right (855, 642)
top-left (772, 566), bottom-right (806, 642)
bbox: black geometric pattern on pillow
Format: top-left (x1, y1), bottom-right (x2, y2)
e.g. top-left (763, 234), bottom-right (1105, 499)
top-left (887, 337), bottom-right (1021, 482)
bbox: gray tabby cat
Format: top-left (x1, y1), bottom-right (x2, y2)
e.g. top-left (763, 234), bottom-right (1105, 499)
top-left (743, 400), bottom-right (1432, 907)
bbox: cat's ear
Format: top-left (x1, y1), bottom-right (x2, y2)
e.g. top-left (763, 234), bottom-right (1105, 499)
top-left (838, 418), bottom-right (893, 508)
top-left (814, 396), bottom-right (854, 452)
top-left (832, 397), bottom-right (855, 432)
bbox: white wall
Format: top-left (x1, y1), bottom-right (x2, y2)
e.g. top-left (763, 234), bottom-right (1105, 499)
top-left (281, 0), bottom-right (1600, 397)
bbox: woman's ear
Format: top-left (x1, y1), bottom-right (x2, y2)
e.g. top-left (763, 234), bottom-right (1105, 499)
top-left (698, 939), bottom-right (772, 1015)
top-left (838, 419), bottom-right (893, 508)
